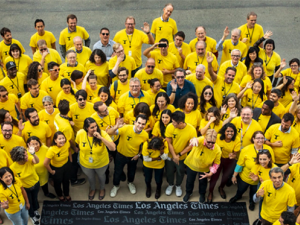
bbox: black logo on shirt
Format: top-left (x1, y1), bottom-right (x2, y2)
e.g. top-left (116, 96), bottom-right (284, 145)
top-left (159, 27), bottom-right (162, 31)
top-left (30, 104), bottom-right (34, 108)
top-left (143, 80), bottom-right (147, 84)
top-left (16, 172), bottom-right (21, 177)
top-left (229, 49), bottom-right (232, 53)
top-left (68, 37), bottom-right (71, 41)
top-left (4, 51), bottom-right (8, 56)
top-left (173, 134), bottom-right (177, 139)
top-left (221, 87), bottom-right (225, 91)
top-left (195, 62), bottom-right (198, 66)
top-left (292, 178), bottom-right (296, 183)
top-left (127, 136), bottom-right (132, 141)
top-left (45, 120), bottom-right (49, 124)
top-left (237, 128), bottom-right (241, 133)
top-left (82, 142), bottom-right (86, 147)
top-left (123, 40), bottom-right (127, 44)
top-left (117, 90), bottom-right (121, 94)
top-left (274, 134), bottom-right (279, 140)
top-left (267, 192), bottom-right (272, 197)
top-left (158, 59), bottom-right (162, 64)
top-left (0, 146), bottom-right (4, 149)
top-left (10, 85), bottom-right (14, 89)
top-left (67, 72), bottom-right (71, 77)
top-left (27, 132), bottom-right (31, 137)
top-left (49, 87), bottom-right (53, 91)
top-left (200, 151), bottom-right (204, 156)
top-left (131, 104), bottom-right (135, 109)
top-left (258, 171), bottom-right (262, 176)
top-left (74, 115), bottom-right (79, 119)
top-left (246, 34), bottom-right (249, 38)
top-left (247, 98), bottom-right (251, 102)
top-left (9, 194), bottom-right (14, 199)
top-left (56, 152), bottom-right (61, 157)
top-left (89, 96), bottom-right (92, 100)
top-left (99, 123), bottom-right (104, 127)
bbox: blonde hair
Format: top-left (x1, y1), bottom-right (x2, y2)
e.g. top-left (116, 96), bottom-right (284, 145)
top-left (113, 43), bottom-right (122, 52)
top-left (205, 129), bottom-right (217, 142)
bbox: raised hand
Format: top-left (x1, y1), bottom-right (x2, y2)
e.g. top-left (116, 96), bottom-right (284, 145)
top-left (141, 22), bottom-right (150, 33)
top-left (264, 30), bottom-right (273, 39)
top-left (257, 187), bottom-right (265, 197)
top-left (223, 26), bottom-right (230, 38)
top-left (206, 52), bottom-right (214, 64)
top-left (280, 59), bottom-right (286, 69)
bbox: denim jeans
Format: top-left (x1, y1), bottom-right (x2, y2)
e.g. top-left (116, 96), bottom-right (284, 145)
top-left (5, 204), bottom-right (29, 225)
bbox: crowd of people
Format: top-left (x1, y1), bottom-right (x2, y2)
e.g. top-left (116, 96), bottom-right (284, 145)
top-left (0, 3), bottom-right (300, 225)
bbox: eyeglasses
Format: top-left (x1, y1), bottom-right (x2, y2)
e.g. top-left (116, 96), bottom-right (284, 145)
top-left (290, 65), bottom-right (298, 67)
top-left (78, 98), bottom-right (85, 101)
top-left (126, 23), bottom-right (135, 26)
top-left (0, 93), bottom-right (8, 98)
top-left (207, 141), bottom-right (215, 144)
top-left (62, 87), bottom-right (71, 90)
top-left (101, 33), bottom-right (109, 36)
top-left (231, 55), bottom-right (240, 58)
top-left (130, 85), bottom-right (140, 88)
top-left (2, 130), bottom-right (12, 133)
top-left (116, 50), bottom-right (124, 54)
top-left (40, 48), bottom-right (47, 52)
top-left (50, 68), bottom-right (60, 72)
top-left (259, 149), bottom-right (269, 153)
top-left (147, 65), bottom-right (155, 69)
top-left (176, 76), bottom-right (185, 79)
top-left (38, 68), bottom-right (44, 72)
top-left (204, 92), bottom-right (212, 96)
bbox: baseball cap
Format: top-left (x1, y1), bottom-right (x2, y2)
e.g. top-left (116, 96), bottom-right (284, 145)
top-left (6, 61), bottom-right (16, 70)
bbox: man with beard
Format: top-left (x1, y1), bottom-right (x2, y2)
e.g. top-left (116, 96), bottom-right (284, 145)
top-left (21, 108), bottom-right (52, 146)
top-left (135, 58), bottom-right (164, 91)
top-left (0, 27), bottom-right (25, 66)
top-left (69, 36), bottom-right (92, 66)
top-left (0, 122), bottom-right (26, 155)
top-left (0, 61), bottom-right (25, 98)
top-left (110, 67), bottom-right (130, 104)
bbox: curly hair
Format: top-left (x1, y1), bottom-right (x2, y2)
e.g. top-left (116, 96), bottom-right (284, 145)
top-left (10, 146), bottom-right (27, 162)
top-left (27, 62), bottom-right (41, 81)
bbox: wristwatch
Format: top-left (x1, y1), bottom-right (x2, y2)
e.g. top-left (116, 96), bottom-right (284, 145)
top-left (178, 152), bottom-right (182, 157)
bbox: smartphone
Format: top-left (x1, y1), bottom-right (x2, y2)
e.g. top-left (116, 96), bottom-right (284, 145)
top-left (158, 43), bottom-right (167, 48)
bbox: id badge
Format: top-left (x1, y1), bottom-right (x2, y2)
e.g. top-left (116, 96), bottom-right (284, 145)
top-left (19, 203), bottom-right (23, 210)
top-left (89, 157), bottom-right (93, 163)
top-left (128, 51), bottom-right (132, 56)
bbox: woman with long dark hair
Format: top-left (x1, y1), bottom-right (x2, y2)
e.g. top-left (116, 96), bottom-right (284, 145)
top-left (199, 106), bottom-right (222, 135)
top-left (276, 76), bottom-right (297, 107)
top-left (199, 85), bottom-right (217, 117)
top-left (244, 46), bottom-right (266, 71)
top-left (146, 78), bottom-right (165, 105)
top-left (27, 61), bottom-right (48, 85)
top-left (75, 117), bottom-right (115, 200)
top-left (56, 78), bottom-right (77, 107)
top-left (220, 93), bottom-right (241, 121)
top-left (93, 86), bottom-right (117, 110)
top-left (151, 92), bottom-right (175, 123)
top-left (0, 109), bottom-right (21, 135)
top-left (152, 109), bottom-right (172, 138)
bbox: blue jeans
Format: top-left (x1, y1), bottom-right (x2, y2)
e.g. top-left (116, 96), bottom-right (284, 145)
top-left (5, 205), bottom-right (29, 225)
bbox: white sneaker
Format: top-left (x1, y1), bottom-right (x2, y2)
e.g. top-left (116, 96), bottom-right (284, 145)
top-left (176, 186), bottom-right (182, 197)
top-left (30, 216), bottom-right (40, 225)
top-left (165, 185), bottom-right (174, 196)
top-left (34, 210), bottom-right (41, 219)
top-left (128, 183), bottom-right (136, 194)
top-left (110, 186), bottom-right (120, 198)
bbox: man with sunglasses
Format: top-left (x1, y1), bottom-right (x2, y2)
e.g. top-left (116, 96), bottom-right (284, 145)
top-left (69, 36), bottom-right (92, 66)
top-left (0, 86), bottom-right (20, 119)
top-left (33, 39), bottom-right (62, 75)
top-left (93, 28), bottom-right (115, 61)
top-left (135, 58), bottom-right (163, 91)
top-left (40, 62), bottom-right (63, 106)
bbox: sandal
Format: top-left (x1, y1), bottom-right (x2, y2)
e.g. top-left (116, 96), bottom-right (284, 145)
top-left (99, 189), bottom-right (105, 200)
top-left (59, 196), bottom-right (65, 202)
top-left (89, 190), bottom-right (96, 201)
top-left (65, 196), bottom-right (72, 202)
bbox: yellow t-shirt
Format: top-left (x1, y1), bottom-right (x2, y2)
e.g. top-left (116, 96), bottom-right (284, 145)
top-left (22, 121), bottom-right (52, 144)
top-left (0, 177), bottom-right (25, 214)
top-left (265, 124), bottom-right (300, 164)
top-left (75, 129), bottom-right (111, 169)
top-left (69, 102), bottom-right (95, 133)
top-left (176, 109), bottom-right (201, 129)
top-left (56, 89), bottom-right (77, 107)
top-left (185, 74), bottom-right (213, 101)
top-left (218, 60), bottom-right (247, 84)
top-left (4, 54), bottom-right (32, 76)
top-left (20, 90), bottom-right (48, 112)
top-left (69, 46), bottom-right (92, 66)
top-left (59, 26), bottom-right (89, 51)
top-left (0, 72), bottom-right (26, 98)
top-left (220, 40), bottom-right (248, 64)
top-left (0, 39), bottom-right (25, 63)
top-left (38, 72), bottom-right (48, 85)
top-left (0, 93), bottom-right (18, 119)
top-left (149, 51), bottom-right (180, 87)
top-left (256, 114), bottom-right (271, 133)
top-left (189, 36), bottom-right (218, 54)
top-left (213, 76), bottom-right (240, 107)
top-left (184, 51), bottom-right (219, 78)
top-left (40, 76), bottom-right (63, 105)
top-left (251, 163), bottom-right (277, 183)
top-left (168, 42), bottom-right (191, 68)
top-left (85, 61), bottom-right (109, 86)
top-left (241, 89), bottom-right (267, 109)
top-left (54, 114), bottom-right (74, 142)
top-left (282, 68), bottom-right (300, 81)
top-left (109, 55), bottom-right (136, 82)
top-left (146, 89), bottom-right (166, 106)
top-left (279, 89), bottom-right (298, 108)
top-left (46, 141), bottom-right (70, 167)
top-left (258, 180), bottom-right (297, 223)
top-left (38, 108), bottom-right (60, 139)
top-left (231, 117), bottom-right (262, 148)
top-left (240, 75), bottom-right (272, 94)
top-left (152, 121), bottom-right (164, 137)
top-left (184, 136), bottom-right (221, 172)
top-left (0, 149), bottom-right (13, 168)
top-left (59, 62), bottom-right (85, 81)
top-left (34, 145), bottom-right (49, 186)
top-left (151, 17), bottom-right (178, 44)
top-left (238, 23), bottom-right (264, 49)
top-left (29, 31), bottom-right (56, 49)
top-left (165, 123), bottom-right (197, 160)
top-left (85, 84), bottom-right (102, 102)
top-left (150, 104), bottom-right (175, 123)
top-left (110, 80), bottom-right (130, 104)
top-left (142, 140), bottom-right (169, 169)
top-left (216, 134), bottom-right (241, 158)
top-left (287, 163), bottom-right (300, 205)
top-left (10, 155), bottom-right (39, 188)
top-left (135, 68), bottom-right (164, 91)
top-left (258, 50), bottom-right (281, 77)
top-left (117, 125), bottom-right (148, 157)
top-left (0, 134), bottom-right (26, 155)
top-left (33, 48), bottom-right (62, 75)
top-left (113, 29), bottom-right (149, 67)
top-left (199, 119), bottom-right (223, 133)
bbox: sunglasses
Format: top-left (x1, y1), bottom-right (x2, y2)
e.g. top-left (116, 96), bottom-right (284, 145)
top-left (176, 76), bottom-right (185, 79)
top-left (38, 68), bottom-right (44, 72)
top-left (78, 98), bottom-right (85, 101)
top-left (101, 33), bottom-right (109, 36)
top-left (50, 68), bottom-right (60, 72)
top-left (147, 65), bottom-right (155, 69)
top-left (40, 48), bottom-right (47, 52)
top-left (207, 141), bottom-right (215, 144)
top-left (259, 149), bottom-right (269, 153)
top-left (204, 92), bottom-right (212, 96)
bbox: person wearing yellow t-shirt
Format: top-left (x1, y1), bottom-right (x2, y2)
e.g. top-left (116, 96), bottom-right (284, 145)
top-left (152, 109), bottom-right (172, 138)
top-left (150, 92), bottom-right (175, 123)
top-left (59, 14), bottom-right (90, 58)
top-left (0, 149), bottom-right (12, 168)
top-left (135, 58), bottom-right (164, 91)
top-left (165, 111), bottom-right (197, 197)
top-left (76, 117), bottom-right (115, 200)
top-left (199, 107), bottom-right (223, 135)
top-left (21, 108), bottom-right (52, 146)
top-left (189, 26), bottom-right (218, 58)
top-left (265, 113), bottom-right (300, 166)
top-left (33, 39), bottom-right (62, 75)
top-left (184, 130), bottom-right (221, 203)
top-left (151, 3), bottom-right (178, 44)
top-left (0, 86), bottom-right (20, 119)
top-left (30, 19), bottom-right (56, 54)
top-left (109, 114), bottom-right (149, 198)
top-left (275, 58), bottom-right (300, 88)
top-left (0, 27), bottom-right (25, 65)
top-left (273, 211), bottom-right (298, 225)
top-left (169, 31), bottom-right (191, 68)
top-left (82, 71), bottom-right (103, 102)
top-left (92, 86), bottom-right (118, 111)
top-left (0, 61), bottom-right (25, 98)
top-left (254, 167), bottom-right (297, 224)
top-left (56, 78), bottom-right (77, 107)
top-left (114, 16), bottom-right (154, 68)
top-left (44, 131), bottom-right (72, 202)
top-left (10, 146), bottom-right (40, 221)
top-left (146, 78), bottom-right (165, 105)
top-left (85, 49), bottom-right (110, 87)
top-left (110, 67), bottom-right (130, 105)
top-left (238, 12), bottom-right (264, 49)
top-left (20, 79), bottom-right (48, 117)
top-left (69, 36), bottom-right (92, 66)
top-left (27, 61), bottom-right (49, 85)
top-left (109, 43), bottom-right (137, 82)
top-left (142, 137), bottom-right (169, 199)
top-left (216, 27), bottom-right (248, 64)
top-left (0, 167), bottom-right (29, 225)
top-left (59, 50), bottom-right (85, 81)
top-left (218, 49), bottom-right (247, 84)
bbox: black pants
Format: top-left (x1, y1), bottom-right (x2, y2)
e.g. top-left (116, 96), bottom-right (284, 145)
top-left (113, 152), bottom-right (138, 186)
top-left (235, 175), bottom-right (257, 203)
top-left (185, 167), bottom-right (207, 196)
top-left (144, 166), bottom-right (164, 188)
top-left (24, 181), bottom-right (40, 217)
top-left (51, 161), bottom-right (71, 197)
top-left (41, 183), bottom-right (50, 195)
top-left (70, 152), bottom-right (79, 182)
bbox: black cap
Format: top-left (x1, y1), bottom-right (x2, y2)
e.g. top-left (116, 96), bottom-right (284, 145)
top-left (6, 61), bottom-right (16, 70)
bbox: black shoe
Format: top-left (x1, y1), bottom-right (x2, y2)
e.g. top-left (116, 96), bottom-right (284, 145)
top-left (218, 187), bottom-right (226, 199)
top-left (229, 196), bottom-right (240, 204)
top-left (155, 188), bottom-right (161, 199)
top-left (71, 178), bottom-right (86, 186)
top-left (183, 194), bottom-right (191, 203)
top-left (120, 172), bottom-right (126, 182)
top-left (146, 186), bottom-right (151, 198)
top-left (207, 192), bottom-right (213, 203)
top-left (45, 193), bottom-right (56, 199)
top-left (199, 194), bottom-right (205, 204)
top-left (249, 202), bottom-right (255, 211)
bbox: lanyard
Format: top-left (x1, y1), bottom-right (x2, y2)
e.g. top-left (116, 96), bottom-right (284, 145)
top-left (240, 120), bottom-right (252, 147)
top-left (246, 25), bottom-right (255, 44)
top-left (223, 81), bottom-right (233, 99)
top-left (127, 34), bottom-right (133, 48)
top-left (132, 97), bottom-right (141, 107)
top-left (13, 58), bottom-right (20, 71)
top-left (86, 134), bottom-right (94, 155)
top-left (101, 114), bottom-right (112, 127)
top-left (8, 76), bottom-right (20, 91)
top-left (251, 93), bottom-right (259, 109)
top-left (197, 56), bottom-right (204, 65)
top-left (264, 52), bottom-right (273, 66)
top-left (8, 184), bottom-right (20, 202)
